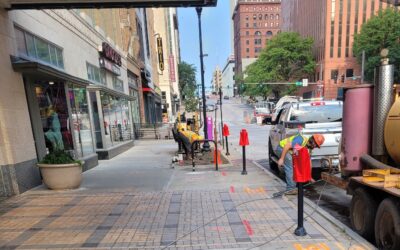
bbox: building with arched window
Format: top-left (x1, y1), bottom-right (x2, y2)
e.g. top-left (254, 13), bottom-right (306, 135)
top-left (232, 0), bottom-right (281, 95)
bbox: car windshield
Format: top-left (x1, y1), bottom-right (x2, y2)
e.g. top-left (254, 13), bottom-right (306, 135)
top-left (289, 103), bottom-right (342, 123)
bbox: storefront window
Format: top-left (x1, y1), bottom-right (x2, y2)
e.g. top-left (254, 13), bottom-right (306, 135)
top-left (34, 82), bottom-right (74, 154)
top-left (68, 84), bottom-right (95, 157)
top-left (99, 92), bottom-right (133, 147)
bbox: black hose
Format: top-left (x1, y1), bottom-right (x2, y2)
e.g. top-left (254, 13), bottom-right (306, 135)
top-left (360, 154), bottom-right (392, 169)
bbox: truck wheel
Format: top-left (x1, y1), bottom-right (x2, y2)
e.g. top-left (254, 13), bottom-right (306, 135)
top-left (268, 140), bottom-right (278, 171)
top-left (350, 188), bottom-right (378, 241)
top-left (375, 198), bottom-right (400, 250)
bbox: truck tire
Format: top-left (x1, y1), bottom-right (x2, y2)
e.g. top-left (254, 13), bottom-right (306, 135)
top-left (268, 140), bottom-right (278, 171)
top-left (375, 198), bottom-right (400, 250)
top-left (350, 188), bottom-right (378, 241)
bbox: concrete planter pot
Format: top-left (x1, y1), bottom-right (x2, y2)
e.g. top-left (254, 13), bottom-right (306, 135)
top-left (37, 163), bottom-right (82, 190)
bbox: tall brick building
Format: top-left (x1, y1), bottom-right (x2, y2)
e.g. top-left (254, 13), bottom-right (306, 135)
top-left (232, 0), bottom-right (281, 94)
top-left (282, 0), bottom-right (396, 99)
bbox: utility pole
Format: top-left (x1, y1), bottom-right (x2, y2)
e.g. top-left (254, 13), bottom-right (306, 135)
top-left (219, 87), bottom-right (224, 149)
top-left (196, 7), bottom-right (210, 151)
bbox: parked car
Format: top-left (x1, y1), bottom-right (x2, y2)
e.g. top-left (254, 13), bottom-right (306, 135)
top-left (223, 96), bottom-right (229, 100)
top-left (254, 102), bottom-right (274, 123)
top-left (268, 100), bottom-right (343, 178)
top-left (206, 104), bottom-right (215, 112)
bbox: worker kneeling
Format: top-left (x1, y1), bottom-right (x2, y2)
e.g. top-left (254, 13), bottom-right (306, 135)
top-left (277, 134), bottom-right (325, 195)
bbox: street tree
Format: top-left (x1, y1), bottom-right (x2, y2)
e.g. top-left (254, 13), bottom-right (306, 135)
top-left (244, 32), bottom-right (316, 98)
top-left (353, 8), bottom-right (400, 83)
top-left (178, 61), bottom-right (199, 112)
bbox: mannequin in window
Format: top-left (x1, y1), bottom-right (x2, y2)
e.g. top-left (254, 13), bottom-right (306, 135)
top-left (44, 106), bottom-right (64, 151)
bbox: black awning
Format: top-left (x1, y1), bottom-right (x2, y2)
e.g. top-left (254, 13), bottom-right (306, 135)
top-left (6, 0), bottom-right (217, 9)
top-left (11, 57), bottom-right (90, 87)
top-left (87, 85), bottom-right (135, 101)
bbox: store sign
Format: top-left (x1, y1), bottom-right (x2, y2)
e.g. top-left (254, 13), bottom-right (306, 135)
top-left (169, 55), bottom-right (176, 82)
top-left (6, 0), bottom-right (218, 9)
top-left (99, 57), bottom-right (121, 76)
top-left (157, 37), bottom-right (164, 71)
top-left (101, 42), bottom-right (121, 66)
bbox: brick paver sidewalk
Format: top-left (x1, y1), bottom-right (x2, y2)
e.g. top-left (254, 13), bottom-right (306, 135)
top-left (0, 141), bottom-right (374, 249)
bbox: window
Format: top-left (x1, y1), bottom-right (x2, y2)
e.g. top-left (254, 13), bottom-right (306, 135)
top-left (258, 14), bottom-right (263, 20)
top-left (246, 40), bottom-right (249, 45)
top-left (253, 23), bottom-right (257, 28)
top-left (276, 14), bottom-right (279, 20)
top-left (265, 14), bottom-right (268, 20)
top-left (246, 23), bottom-right (249, 28)
top-left (255, 31), bottom-right (261, 36)
top-left (161, 91), bottom-right (167, 100)
top-left (253, 14), bottom-right (257, 20)
top-left (346, 69), bottom-right (354, 78)
top-left (255, 47), bottom-right (262, 53)
top-left (266, 31), bottom-right (273, 36)
top-left (112, 76), bottom-right (124, 92)
top-left (15, 27), bottom-right (64, 69)
top-left (246, 31), bottom-right (249, 35)
top-left (87, 62), bottom-right (106, 85)
top-left (245, 15), bottom-right (249, 20)
top-left (290, 104), bottom-right (342, 123)
top-left (246, 48), bottom-right (249, 53)
top-left (254, 39), bottom-right (262, 45)
top-left (331, 69), bottom-right (339, 82)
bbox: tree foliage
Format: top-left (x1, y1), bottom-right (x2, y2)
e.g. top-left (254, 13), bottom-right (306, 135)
top-left (178, 61), bottom-right (199, 112)
top-left (353, 8), bottom-right (400, 83)
top-left (243, 32), bottom-right (316, 98)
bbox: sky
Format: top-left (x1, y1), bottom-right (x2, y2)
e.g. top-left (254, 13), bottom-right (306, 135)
top-left (178, 1), bottom-right (232, 91)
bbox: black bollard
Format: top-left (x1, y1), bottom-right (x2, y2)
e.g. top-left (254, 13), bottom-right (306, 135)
top-left (225, 136), bottom-right (230, 155)
top-left (294, 183), bottom-right (307, 236)
top-left (241, 146), bottom-right (247, 175)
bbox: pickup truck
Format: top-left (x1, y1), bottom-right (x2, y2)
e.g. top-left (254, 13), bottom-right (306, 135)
top-left (268, 100), bottom-right (343, 177)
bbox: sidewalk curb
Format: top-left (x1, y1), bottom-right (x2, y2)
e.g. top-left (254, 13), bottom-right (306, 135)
top-left (252, 160), bottom-right (376, 249)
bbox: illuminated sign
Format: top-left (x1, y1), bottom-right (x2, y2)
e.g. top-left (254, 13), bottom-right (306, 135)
top-left (101, 42), bottom-right (121, 67)
top-left (99, 57), bottom-right (121, 76)
top-left (5, 0), bottom-right (218, 9)
top-left (157, 37), bottom-right (164, 72)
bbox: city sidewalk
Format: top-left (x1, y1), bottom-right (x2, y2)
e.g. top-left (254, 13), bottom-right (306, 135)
top-left (0, 140), bottom-right (375, 249)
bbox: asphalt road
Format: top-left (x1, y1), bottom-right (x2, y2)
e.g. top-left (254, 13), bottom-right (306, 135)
top-left (207, 96), bottom-right (353, 228)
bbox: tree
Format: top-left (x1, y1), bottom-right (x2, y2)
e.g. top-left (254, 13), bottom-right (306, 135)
top-left (353, 8), bottom-right (400, 83)
top-left (178, 61), bottom-right (199, 112)
top-left (244, 32), bottom-right (316, 98)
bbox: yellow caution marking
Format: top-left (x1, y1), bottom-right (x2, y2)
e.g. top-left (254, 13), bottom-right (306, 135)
top-left (293, 243), bottom-right (332, 250)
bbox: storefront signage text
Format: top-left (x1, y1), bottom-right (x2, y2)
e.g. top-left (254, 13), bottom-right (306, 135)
top-left (99, 58), bottom-right (121, 76)
top-left (157, 37), bottom-right (164, 71)
top-left (101, 42), bottom-right (122, 66)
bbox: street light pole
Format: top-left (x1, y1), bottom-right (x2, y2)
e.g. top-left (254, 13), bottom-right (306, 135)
top-left (196, 7), bottom-right (210, 151)
top-left (219, 87), bottom-right (224, 149)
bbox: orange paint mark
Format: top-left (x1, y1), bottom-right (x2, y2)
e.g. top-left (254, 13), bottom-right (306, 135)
top-left (230, 186), bottom-right (235, 193)
top-left (242, 220), bottom-right (253, 236)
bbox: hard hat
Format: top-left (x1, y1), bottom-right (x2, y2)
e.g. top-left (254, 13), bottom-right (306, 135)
top-left (312, 134), bottom-right (325, 148)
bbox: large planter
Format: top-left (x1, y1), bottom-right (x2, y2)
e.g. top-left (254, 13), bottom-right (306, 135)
top-left (37, 163), bottom-right (82, 190)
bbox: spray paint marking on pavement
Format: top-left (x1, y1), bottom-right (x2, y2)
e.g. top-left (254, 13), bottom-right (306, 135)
top-left (244, 186), bottom-right (266, 194)
top-left (230, 186), bottom-right (235, 193)
top-left (221, 171), bottom-right (227, 176)
top-left (293, 243), bottom-right (330, 250)
top-left (242, 220), bottom-right (253, 236)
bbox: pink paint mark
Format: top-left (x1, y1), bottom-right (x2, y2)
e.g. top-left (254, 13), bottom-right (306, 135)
top-left (221, 171), bottom-right (227, 176)
top-left (242, 220), bottom-right (254, 236)
top-left (230, 186), bottom-right (235, 193)
top-left (210, 226), bottom-right (223, 232)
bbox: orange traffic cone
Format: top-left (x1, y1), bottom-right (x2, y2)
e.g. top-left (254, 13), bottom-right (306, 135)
top-left (214, 149), bottom-right (222, 164)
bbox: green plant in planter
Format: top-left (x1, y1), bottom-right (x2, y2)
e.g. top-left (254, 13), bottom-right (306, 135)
top-left (40, 150), bottom-right (82, 166)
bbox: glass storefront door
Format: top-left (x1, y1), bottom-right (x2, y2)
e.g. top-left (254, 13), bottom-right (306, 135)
top-left (33, 82), bottom-right (95, 158)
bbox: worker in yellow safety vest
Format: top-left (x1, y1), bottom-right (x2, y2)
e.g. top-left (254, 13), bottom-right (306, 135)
top-left (276, 134), bottom-right (325, 194)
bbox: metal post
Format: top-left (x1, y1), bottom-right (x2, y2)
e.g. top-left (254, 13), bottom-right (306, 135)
top-left (225, 136), bottom-right (230, 155)
top-left (196, 7), bottom-right (210, 151)
top-left (361, 50), bottom-right (365, 84)
top-left (219, 87), bottom-right (224, 149)
top-left (241, 146), bottom-right (247, 175)
top-left (294, 183), bottom-right (307, 236)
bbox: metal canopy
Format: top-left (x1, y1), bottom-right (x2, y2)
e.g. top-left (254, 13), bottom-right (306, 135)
top-left (5, 0), bottom-right (217, 9)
